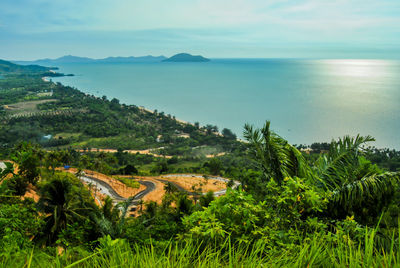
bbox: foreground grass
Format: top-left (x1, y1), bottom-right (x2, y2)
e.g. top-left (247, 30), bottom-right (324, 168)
top-left (2, 228), bottom-right (400, 268)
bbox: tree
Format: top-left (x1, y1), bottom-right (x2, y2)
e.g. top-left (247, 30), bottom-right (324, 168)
top-left (36, 178), bottom-right (91, 244)
top-left (244, 121), bottom-right (400, 225)
top-left (244, 121), bottom-right (311, 186)
top-left (7, 175), bottom-right (28, 196)
top-left (152, 161), bottom-right (169, 174)
top-left (205, 158), bottom-right (223, 175)
top-left (313, 135), bottom-right (400, 223)
top-left (176, 194), bottom-right (194, 217)
top-left (164, 182), bottom-right (178, 194)
top-left (94, 197), bottom-right (133, 239)
top-left (199, 191), bottom-right (215, 208)
top-left (205, 124), bottom-right (218, 135)
top-left (222, 128), bottom-right (237, 140)
top-left (12, 142), bottom-right (41, 184)
top-left (45, 151), bottom-right (61, 174)
top-left (121, 164), bottom-right (138, 175)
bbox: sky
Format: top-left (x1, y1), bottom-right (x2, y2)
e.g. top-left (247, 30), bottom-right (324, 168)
top-left (1, 0), bottom-right (399, 60)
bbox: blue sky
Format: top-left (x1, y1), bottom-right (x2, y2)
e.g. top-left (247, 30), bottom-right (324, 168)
top-left (1, 0), bottom-right (399, 60)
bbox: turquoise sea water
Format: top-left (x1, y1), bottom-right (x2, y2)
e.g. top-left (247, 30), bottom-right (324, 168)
top-left (52, 59), bottom-right (400, 149)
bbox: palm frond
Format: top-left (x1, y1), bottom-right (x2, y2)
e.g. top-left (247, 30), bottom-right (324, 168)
top-left (244, 121), bottom-right (312, 185)
top-left (315, 134), bottom-right (377, 190)
top-left (331, 172), bottom-right (400, 209)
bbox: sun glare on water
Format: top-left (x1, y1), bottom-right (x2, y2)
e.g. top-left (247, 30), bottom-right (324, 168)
top-left (317, 59), bottom-right (395, 78)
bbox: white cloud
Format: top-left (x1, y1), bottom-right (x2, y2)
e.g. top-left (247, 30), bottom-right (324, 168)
top-left (0, 0), bottom-right (399, 55)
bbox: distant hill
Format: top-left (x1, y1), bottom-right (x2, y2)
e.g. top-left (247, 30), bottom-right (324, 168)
top-left (98, 55), bottom-right (167, 63)
top-left (0, 59), bottom-right (53, 73)
top-left (14, 55), bottom-right (167, 66)
top-left (163, 53), bottom-right (210, 62)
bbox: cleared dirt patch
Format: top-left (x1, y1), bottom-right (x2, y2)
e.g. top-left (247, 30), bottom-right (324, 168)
top-left (134, 176), bottom-right (166, 204)
top-left (24, 184), bottom-right (40, 202)
top-left (159, 174), bottom-right (226, 193)
top-left (4, 99), bottom-right (58, 114)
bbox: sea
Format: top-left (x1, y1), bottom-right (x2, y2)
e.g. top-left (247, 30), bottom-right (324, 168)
top-left (52, 59), bottom-right (400, 149)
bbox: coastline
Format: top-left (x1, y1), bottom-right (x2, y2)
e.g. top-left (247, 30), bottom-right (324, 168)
top-left (48, 60), bottom-right (400, 150)
top-left (138, 106), bottom-right (195, 126)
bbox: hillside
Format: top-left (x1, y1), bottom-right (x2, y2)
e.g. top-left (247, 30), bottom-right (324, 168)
top-left (163, 53), bottom-right (210, 62)
top-left (0, 59), bottom-right (54, 73)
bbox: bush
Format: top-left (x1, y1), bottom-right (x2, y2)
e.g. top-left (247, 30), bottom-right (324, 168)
top-left (183, 178), bottom-right (328, 248)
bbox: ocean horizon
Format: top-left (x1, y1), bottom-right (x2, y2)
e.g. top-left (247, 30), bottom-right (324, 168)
top-left (51, 58), bottom-right (400, 149)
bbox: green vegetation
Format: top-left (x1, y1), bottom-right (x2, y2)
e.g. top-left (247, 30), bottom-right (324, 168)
top-left (2, 60), bottom-right (400, 266)
top-left (2, 121), bottom-right (400, 266)
top-left (115, 176), bottom-right (140, 188)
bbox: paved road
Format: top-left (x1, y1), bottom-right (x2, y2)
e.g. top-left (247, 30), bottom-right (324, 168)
top-left (80, 175), bottom-right (125, 201)
top-left (78, 175), bottom-right (156, 204)
top-left (131, 180), bottom-right (155, 205)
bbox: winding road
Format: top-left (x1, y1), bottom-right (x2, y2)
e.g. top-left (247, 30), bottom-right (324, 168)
top-left (78, 173), bottom-right (241, 205)
top-left (2, 161), bottom-right (240, 200)
top-left (78, 174), bottom-right (156, 205)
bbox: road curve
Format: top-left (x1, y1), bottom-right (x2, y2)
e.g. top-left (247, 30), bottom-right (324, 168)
top-left (131, 180), bottom-right (156, 205)
top-left (78, 175), bottom-right (156, 204)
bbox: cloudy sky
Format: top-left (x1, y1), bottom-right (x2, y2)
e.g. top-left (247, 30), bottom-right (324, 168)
top-left (1, 0), bottom-right (399, 60)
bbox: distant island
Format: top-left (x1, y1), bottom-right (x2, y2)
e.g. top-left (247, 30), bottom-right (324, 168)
top-left (13, 53), bottom-right (210, 65)
top-left (14, 55), bottom-right (167, 66)
top-left (162, 53), bottom-right (210, 62)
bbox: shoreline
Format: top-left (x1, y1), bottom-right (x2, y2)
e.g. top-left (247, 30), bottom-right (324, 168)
top-left (48, 63), bottom-right (399, 150)
top-left (138, 106), bottom-right (195, 127)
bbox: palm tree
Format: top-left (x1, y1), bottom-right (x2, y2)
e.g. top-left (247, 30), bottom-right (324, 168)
top-left (36, 178), bottom-right (90, 244)
top-left (314, 135), bottom-right (377, 189)
top-left (101, 196), bottom-right (119, 222)
top-left (313, 135), bottom-right (400, 222)
top-left (94, 197), bottom-right (133, 239)
top-left (244, 121), bottom-right (312, 186)
top-left (245, 121), bottom-right (400, 224)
